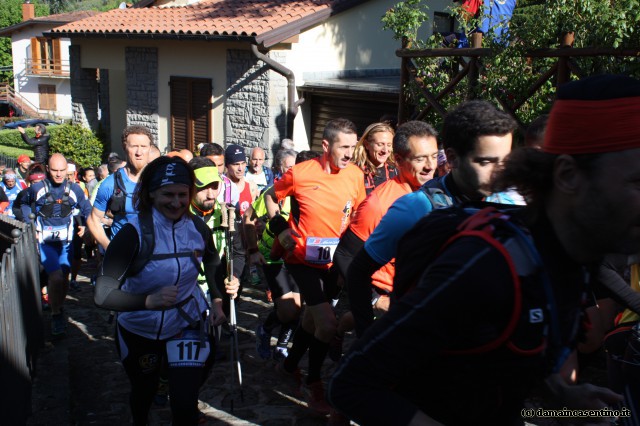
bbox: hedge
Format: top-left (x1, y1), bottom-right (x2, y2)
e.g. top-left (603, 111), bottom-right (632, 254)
top-left (0, 124), bottom-right (104, 167)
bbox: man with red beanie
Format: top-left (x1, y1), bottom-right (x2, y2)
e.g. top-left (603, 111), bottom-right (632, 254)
top-left (329, 74), bottom-right (640, 425)
top-left (16, 154), bottom-right (31, 181)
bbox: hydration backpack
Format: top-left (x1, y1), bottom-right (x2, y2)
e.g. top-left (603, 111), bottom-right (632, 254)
top-left (393, 203), bottom-right (578, 373)
top-left (37, 179), bottom-right (74, 218)
top-left (107, 169), bottom-right (127, 215)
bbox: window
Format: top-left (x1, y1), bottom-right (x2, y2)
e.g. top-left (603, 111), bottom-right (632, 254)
top-left (170, 77), bottom-right (212, 152)
top-left (433, 12), bottom-right (455, 34)
top-left (38, 84), bottom-right (56, 111)
top-left (30, 37), bottom-right (62, 75)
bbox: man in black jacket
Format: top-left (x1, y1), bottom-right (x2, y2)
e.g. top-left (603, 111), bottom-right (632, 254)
top-left (18, 124), bottom-right (50, 164)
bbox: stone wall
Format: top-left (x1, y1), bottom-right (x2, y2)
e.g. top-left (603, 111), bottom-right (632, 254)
top-left (125, 47), bottom-right (158, 142)
top-left (267, 50), bottom-right (289, 160)
top-left (225, 49), bottom-right (271, 163)
top-left (69, 45), bottom-right (99, 131)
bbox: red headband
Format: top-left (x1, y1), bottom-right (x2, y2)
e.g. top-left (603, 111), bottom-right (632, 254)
top-left (542, 97), bottom-right (640, 154)
top-left (28, 173), bottom-right (46, 181)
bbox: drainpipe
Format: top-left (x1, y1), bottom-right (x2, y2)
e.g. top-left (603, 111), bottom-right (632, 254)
top-left (250, 44), bottom-right (304, 140)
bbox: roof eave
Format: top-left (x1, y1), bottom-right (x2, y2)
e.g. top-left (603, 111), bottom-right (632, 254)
top-left (257, 0), bottom-right (370, 48)
top-left (0, 19), bottom-right (72, 37)
top-left (45, 30), bottom-right (257, 44)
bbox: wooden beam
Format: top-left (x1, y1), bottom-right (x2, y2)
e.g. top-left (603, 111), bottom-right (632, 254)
top-left (527, 47), bottom-right (640, 57)
top-left (397, 48), bottom-right (492, 58)
top-left (512, 63), bottom-right (557, 111)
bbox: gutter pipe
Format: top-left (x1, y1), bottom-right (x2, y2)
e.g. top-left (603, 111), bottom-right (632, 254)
top-left (250, 43), bottom-right (304, 139)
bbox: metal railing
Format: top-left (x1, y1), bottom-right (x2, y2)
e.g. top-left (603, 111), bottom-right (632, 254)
top-left (25, 59), bottom-right (70, 77)
top-left (0, 215), bottom-right (43, 425)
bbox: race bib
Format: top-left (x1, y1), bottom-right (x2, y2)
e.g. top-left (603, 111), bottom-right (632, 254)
top-left (166, 330), bottom-right (210, 368)
top-left (40, 224), bottom-right (70, 243)
top-left (305, 237), bottom-right (339, 264)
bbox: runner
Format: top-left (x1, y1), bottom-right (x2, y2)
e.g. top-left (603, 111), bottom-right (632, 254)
top-left (20, 153), bottom-right (91, 336)
top-left (245, 147), bottom-right (274, 193)
top-left (187, 156), bottom-right (236, 317)
top-left (199, 142), bottom-right (239, 206)
top-left (94, 156), bottom-right (239, 425)
top-left (87, 125), bottom-right (153, 249)
top-left (352, 122), bottom-right (397, 194)
top-left (245, 151), bottom-right (325, 362)
top-left (331, 120), bottom-right (439, 358)
top-left (224, 144), bottom-right (258, 288)
top-left (347, 100), bottom-right (519, 337)
top-left (264, 118), bottom-right (365, 414)
top-left (329, 74), bottom-right (639, 425)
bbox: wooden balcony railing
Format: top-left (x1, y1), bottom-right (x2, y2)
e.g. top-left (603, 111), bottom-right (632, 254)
top-left (25, 59), bottom-right (70, 77)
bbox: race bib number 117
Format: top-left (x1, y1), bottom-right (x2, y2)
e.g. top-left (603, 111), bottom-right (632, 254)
top-left (166, 331), bottom-right (210, 368)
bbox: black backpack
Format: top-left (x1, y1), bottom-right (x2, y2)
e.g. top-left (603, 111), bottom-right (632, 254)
top-left (392, 203), bottom-right (582, 373)
top-left (107, 169), bottom-right (127, 215)
top-left (37, 179), bottom-right (74, 218)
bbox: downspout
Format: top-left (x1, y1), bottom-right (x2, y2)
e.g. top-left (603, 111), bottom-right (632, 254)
top-left (250, 44), bottom-right (304, 140)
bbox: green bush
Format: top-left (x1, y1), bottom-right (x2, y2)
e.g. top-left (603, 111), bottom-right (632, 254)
top-left (49, 124), bottom-right (104, 168)
top-left (0, 145), bottom-right (33, 159)
top-left (0, 124), bottom-right (104, 167)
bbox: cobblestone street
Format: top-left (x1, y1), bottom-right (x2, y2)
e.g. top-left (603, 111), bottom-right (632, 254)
top-left (27, 260), bottom-right (345, 426)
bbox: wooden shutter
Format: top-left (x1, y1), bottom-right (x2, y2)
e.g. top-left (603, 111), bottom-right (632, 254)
top-left (170, 77), bottom-right (211, 152)
top-left (38, 85), bottom-right (56, 111)
top-left (30, 37), bottom-right (40, 74)
top-left (170, 77), bottom-right (189, 150)
top-left (191, 79), bottom-right (211, 150)
top-left (52, 38), bottom-right (61, 75)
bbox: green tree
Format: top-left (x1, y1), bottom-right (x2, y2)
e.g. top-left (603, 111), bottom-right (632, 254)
top-left (383, 0), bottom-right (640, 131)
top-left (0, 0), bottom-right (49, 82)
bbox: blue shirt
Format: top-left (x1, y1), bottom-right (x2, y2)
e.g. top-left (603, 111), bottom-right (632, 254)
top-left (364, 175), bottom-right (523, 265)
top-left (1, 183), bottom-right (22, 217)
top-left (93, 169), bottom-right (138, 237)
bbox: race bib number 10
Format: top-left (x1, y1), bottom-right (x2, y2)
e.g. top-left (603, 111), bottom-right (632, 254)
top-left (305, 237), bottom-right (339, 264)
top-left (166, 330), bottom-right (210, 368)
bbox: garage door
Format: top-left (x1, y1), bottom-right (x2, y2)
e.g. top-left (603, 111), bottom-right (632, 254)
top-left (307, 94), bottom-right (398, 152)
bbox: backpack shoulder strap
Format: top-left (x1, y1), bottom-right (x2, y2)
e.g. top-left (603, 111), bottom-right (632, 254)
top-left (127, 211), bottom-right (155, 277)
top-left (442, 207), bottom-right (545, 356)
top-left (420, 182), bottom-right (454, 210)
top-left (114, 169), bottom-right (127, 194)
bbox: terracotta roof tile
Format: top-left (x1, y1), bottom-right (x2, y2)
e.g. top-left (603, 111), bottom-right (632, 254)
top-left (50, 0), bottom-right (365, 46)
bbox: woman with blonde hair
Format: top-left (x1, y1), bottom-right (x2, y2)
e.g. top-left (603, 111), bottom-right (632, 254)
top-left (352, 122), bottom-right (397, 194)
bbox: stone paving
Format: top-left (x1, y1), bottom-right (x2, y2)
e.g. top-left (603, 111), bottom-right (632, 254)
top-left (25, 259), bottom-right (612, 426)
top-left (28, 260), bottom-right (349, 426)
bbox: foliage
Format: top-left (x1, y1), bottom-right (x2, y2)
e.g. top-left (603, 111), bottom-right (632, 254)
top-left (381, 0), bottom-right (430, 42)
top-left (0, 0), bottom-right (49, 82)
top-left (49, 124), bottom-right (104, 167)
top-left (382, 0), bottom-right (640, 132)
top-left (0, 124), bottom-right (104, 167)
top-left (0, 144), bottom-right (32, 159)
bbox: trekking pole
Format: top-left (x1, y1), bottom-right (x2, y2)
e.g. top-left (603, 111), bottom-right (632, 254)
top-left (224, 204), bottom-right (244, 409)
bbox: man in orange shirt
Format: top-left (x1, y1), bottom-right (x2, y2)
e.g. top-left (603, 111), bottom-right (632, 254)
top-left (264, 118), bottom-right (365, 415)
top-left (331, 121), bottom-right (439, 357)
